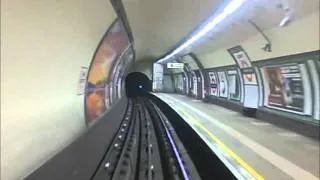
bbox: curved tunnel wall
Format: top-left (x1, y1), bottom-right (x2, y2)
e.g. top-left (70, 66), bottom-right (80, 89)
top-left (1, 0), bottom-right (117, 179)
top-left (170, 53), bottom-right (319, 123)
top-left (147, 11), bottom-right (320, 124)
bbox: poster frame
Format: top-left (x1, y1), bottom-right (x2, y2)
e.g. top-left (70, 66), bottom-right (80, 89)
top-left (217, 71), bottom-right (229, 98)
top-left (227, 70), bottom-right (241, 101)
top-left (260, 63), bottom-right (311, 115)
top-left (84, 19), bottom-right (118, 126)
top-left (208, 71), bottom-right (219, 97)
top-left (84, 18), bottom-right (132, 126)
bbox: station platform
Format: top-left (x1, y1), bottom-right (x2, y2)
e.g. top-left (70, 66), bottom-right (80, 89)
top-left (155, 93), bottom-right (320, 180)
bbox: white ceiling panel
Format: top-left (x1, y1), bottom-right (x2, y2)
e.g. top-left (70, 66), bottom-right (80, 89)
top-left (122, 0), bottom-right (319, 61)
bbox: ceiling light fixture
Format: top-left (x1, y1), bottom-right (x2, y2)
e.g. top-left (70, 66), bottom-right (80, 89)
top-left (157, 0), bottom-right (249, 63)
top-left (276, 0), bottom-right (293, 27)
top-left (279, 13), bottom-right (292, 27)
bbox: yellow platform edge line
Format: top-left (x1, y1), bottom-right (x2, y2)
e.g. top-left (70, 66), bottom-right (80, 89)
top-left (179, 109), bottom-right (265, 180)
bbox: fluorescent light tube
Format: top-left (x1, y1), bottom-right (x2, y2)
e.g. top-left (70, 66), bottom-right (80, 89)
top-left (157, 0), bottom-right (248, 63)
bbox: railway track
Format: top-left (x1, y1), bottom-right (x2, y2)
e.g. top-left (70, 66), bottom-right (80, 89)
top-left (91, 97), bottom-right (200, 180)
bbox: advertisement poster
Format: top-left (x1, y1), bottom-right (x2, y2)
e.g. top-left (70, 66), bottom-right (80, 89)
top-left (228, 46), bottom-right (253, 71)
top-left (233, 50), bottom-right (252, 69)
top-left (243, 73), bottom-right (257, 85)
top-left (217, 71), bottom-right (228, 98)
top-left (85, 19), bottom-right (130, 124)
top-left (228, 45), bottom-right (259, 108)
top-left (193, 75), bottom-right (198, 96)
top-left (228, 70), bottom-right (240, 100)
top-left (264, 65), bottom-right (304, 112)
top-left (208, 72), bottom-right (218, 96)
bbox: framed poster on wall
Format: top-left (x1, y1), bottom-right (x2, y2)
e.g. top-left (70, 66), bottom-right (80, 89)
top-left (208, 72), bottom-right (218, 96)
top-left (243, 73), bottom-right (257, 85)
top-left (227, 70), bottom-right (240, 100)
top-left (228, 45), bottom-right (259, 108)
top-left (85, 19), bottom-right (130, 125)
top-left (262, 64), bottom-right (312, 114)
top-left (228, 46), bottom-right (253, 72)
top-left (217, 71), bottom-right (228, 98)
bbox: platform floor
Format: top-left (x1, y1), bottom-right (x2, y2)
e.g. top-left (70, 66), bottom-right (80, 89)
top-left (155, 93), bottom-right (320, 180)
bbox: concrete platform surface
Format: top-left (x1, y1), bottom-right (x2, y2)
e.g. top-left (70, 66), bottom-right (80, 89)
top-left (155, 93), bottom-right (320, 180)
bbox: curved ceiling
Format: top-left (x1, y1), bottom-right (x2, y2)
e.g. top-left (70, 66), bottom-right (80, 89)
top-left (123, 0), bottom-right (319, 62)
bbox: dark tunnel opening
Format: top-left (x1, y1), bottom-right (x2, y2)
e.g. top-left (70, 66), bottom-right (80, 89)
top-left (125, 72), bottom-right (152, 97)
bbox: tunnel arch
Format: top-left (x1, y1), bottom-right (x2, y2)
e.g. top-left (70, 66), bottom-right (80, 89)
top-left (125, 72), bottom-right (152, 97)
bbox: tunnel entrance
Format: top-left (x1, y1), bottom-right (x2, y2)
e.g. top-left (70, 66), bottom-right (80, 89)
top-left (125, 72), bottom-right (152, 97)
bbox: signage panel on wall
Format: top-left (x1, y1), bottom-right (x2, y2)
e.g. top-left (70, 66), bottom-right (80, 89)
top-left (167, 63), bottom-right (184, 69)
top-left (263, 64), bottom-right (305, 112)
top-left (77, 66), bottom-right (88, 95)
top-left (217, 71), bottom-right (228, 98)
top-left (228, 46), bottom-right (252, 69)
top-left (228, 70), bottom-right (240, 100)
top-left (228, 45), bottom-right (259, 108)
top-left (208, 72), bottom-right (219, 96)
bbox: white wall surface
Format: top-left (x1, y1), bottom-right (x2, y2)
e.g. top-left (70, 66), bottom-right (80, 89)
top-left (181, 55), bottom-right (199, 70)
top-left (197, 11), bottom-right (320, 68)
top-left (244, 11), bottom-right (320, 62)
top-left (134, 61), bottom-right (153, 80)
top-left (1, 0), bottom-right (116, 179)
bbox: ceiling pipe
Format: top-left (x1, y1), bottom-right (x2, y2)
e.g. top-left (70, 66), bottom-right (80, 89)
top-left (248, 19), bottom-right (272, 52)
